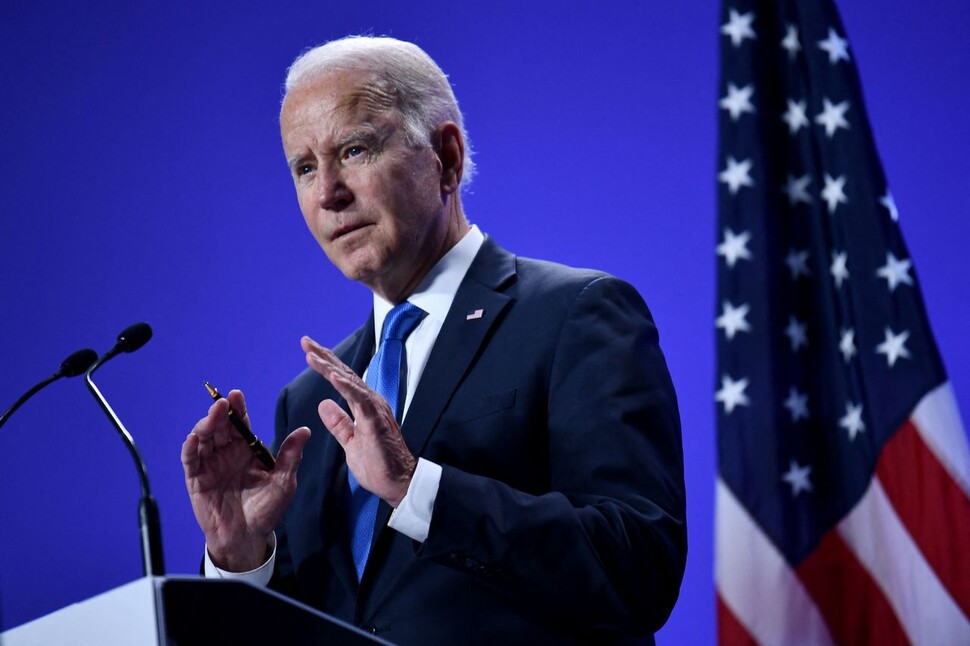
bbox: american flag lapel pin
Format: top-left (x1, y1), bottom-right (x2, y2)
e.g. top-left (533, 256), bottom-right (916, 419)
top-left (466, 308), bottom-right (484, 321)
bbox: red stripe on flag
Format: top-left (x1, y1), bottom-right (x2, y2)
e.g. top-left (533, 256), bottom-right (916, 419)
top-left (796, 530), bottom-right (910, 645)
top-left (717, 593), bottom-right (759, 646)
top-left (876, 418), bottom-right (970, 616)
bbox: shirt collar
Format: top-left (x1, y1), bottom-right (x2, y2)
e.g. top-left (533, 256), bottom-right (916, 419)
top-left (372, 224), bottom-right (485, 338)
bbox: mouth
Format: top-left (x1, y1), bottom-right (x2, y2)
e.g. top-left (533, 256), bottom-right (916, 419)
top-left (331, 221), bottom-right (373, 242)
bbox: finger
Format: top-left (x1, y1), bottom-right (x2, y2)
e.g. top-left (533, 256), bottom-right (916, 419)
top-left (300, 334), bottom-right (330, 357)
top-left (203, 393), bottom-right (256, 454)
top-left (192, 398), bottom-right (227, 437)
top-left (301, 338), bottom-right (389, 426)
top-left (192, 399), bottom-right (237, 449)
top-left (275, 427), bottom-right (311, 477)
top-left (318, 399), bottom-right (356, 446)
top-left (302, 338), bottom-right (359, 384)
top-left (300, 334), bottom-right (320, 353)
top-left (300, 335), bottom-right (327, 376)
top-left (226, 389), bottom-right (250, 426)
top-left (181, 431), bottom-right (201, 477)
top-left (187, 414), bottom-right (219, 460)
top-left (306, 351), bottom-right (375, 416)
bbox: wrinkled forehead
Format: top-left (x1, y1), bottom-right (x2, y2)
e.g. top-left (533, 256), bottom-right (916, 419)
top-left (339, 74), bottom-right (400, 116)
top-left (283, 69), bottom-right (401, 127)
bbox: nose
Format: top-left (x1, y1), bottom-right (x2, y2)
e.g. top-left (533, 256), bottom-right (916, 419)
top-left (316, 165), bottom-right (354, 212)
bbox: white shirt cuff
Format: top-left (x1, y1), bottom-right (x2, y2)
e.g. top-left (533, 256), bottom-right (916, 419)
top-left (203, 532), bottom-right (276, 587)
top-left (388, 457), bottom-right (442, 542)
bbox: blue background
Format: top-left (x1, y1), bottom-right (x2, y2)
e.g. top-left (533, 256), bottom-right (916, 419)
top-left (1, 2), bottom-right (967, 642)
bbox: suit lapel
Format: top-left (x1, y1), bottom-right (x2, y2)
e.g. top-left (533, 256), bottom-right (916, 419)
top-left (370, 238), bottom-right (517, 541)
top-left (345, 312), bottom-right (376, 384)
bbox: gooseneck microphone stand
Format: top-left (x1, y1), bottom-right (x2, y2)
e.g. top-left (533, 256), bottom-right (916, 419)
top-left (84, 322), bottom-right (165, 577)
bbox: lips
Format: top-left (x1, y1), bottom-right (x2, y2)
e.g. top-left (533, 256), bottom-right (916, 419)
top-left (331, 221), bottom-right (372, 241)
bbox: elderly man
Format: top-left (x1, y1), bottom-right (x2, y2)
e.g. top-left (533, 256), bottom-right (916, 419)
top-left (182, 36), bottom-right (686, 644)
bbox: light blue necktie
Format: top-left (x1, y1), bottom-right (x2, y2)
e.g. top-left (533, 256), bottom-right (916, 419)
top-left (348, 301), bottom-right (426, 581)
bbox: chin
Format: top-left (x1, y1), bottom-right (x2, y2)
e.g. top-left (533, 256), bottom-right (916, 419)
top-left (337, 256), bottom-right (384, 285)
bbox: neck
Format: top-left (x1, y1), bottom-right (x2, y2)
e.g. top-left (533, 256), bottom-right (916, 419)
top-left (374, 197), bottom-right (469, 304)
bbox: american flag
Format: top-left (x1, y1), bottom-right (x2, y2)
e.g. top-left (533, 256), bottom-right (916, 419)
top-left (714, 1), bottom-right (970, 644)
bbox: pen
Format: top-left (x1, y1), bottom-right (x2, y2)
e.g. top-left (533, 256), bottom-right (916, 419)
top-left (204, 381), bottom-right (276, 470)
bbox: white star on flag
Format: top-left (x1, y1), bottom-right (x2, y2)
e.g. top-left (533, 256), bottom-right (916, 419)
top-left (717, 301), bottom-right (752, 340)
top-left (839, 401), bottom-right (866, 441)
top-left (781, 24), bottom-right (801, 60)
top-left (876, 327), bottom-right (912, 367)
top-left (721, 9), bottom-right (756, 48)
top-left (881, 191), bottom-right (899, 221)
top-left (831, 250), bottom-right (850, 288)
top-left (719, 156), bottom-right (755, 194)
top-left (782, 460), bottom-right (813, 496)
top-left (839, 328), bottom-right (857, 363)
top-left (720, 83), bottom-right (756, 121)
top-left (717, 228), bottom-right (752, 268)
top-left (785, 315), bottom-right (808, 352)
top-left (785, 249), bottom-right (810, 280)
top-left (818, 27), bottom-right (851, 64)
top-left (876, 252), bottom-right (914, 291)
top-left (784, 387), bottom-right (809, 422)
top-left (822, 173), bottom-right (848, 213)
top-left (816, 98), bottom-right (851, 138)
top-left (783, 174), bottom-right (812, 205)
top-left (782, 99), bottom-right (810, 135)
top-left (716, 374), bottom-right (750, 414)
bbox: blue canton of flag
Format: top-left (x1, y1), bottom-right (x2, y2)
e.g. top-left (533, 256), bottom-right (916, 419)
top-left (714, 1), bottom-right (970, 644)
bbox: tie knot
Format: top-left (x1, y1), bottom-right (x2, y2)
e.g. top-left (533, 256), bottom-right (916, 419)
top-left (381, 301), bottom-right (426, 342)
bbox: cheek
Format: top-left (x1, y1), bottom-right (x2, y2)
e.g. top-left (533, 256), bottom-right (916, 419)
top-left (388, 166), bottom-right (440, 218)
top-left (296, 190), bottom-right (322, 234)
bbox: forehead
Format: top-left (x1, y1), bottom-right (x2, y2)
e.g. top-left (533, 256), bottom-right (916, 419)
top-left (280, 71), bottom-right (398, 143)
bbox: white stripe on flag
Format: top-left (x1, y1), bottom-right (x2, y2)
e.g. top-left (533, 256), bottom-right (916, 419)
top-left (838, 476), bottom-right (970, 644)
top-left (715, 478), bottom-right (835, 646)
top-left (911, 382), bottom-right (970, 496)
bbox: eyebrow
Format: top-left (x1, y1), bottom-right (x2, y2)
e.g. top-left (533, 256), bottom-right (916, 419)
top-left (335, 124), bottom-right (383, 151)
top-left (286, 152), bottom-right (312, 170)
top-left (284, 104), bottom-right (397, 171)
top-left (284, 124), bottom-right (380, 167)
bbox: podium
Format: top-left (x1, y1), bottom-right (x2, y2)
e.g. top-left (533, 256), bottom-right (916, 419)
top-left (0, 576), bottom-right (389, 645)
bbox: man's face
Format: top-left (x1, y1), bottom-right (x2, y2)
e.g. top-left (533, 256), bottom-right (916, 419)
top-left (280, 70), bottom-right (455, 302)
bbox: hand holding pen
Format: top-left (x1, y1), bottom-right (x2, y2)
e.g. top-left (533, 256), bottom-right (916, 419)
top-left (204, 382), bottom-right (276, 470)
top-left (181, 384), bottom-right (312, 572)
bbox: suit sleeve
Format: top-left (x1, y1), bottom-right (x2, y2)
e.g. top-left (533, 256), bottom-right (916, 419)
top-left (417, 276), bottom-right (687, 636)
top-left (266, 386), bottom-right (300, 600)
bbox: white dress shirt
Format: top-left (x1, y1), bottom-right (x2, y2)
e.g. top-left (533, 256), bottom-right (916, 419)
top-left (205, 225), bottom-right (485, 582)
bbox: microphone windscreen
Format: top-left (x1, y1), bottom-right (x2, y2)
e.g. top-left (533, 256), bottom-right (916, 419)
top-left (116, 322), bottom-right (153, 353)
top-left (60, 348), bottom-right (99, 377)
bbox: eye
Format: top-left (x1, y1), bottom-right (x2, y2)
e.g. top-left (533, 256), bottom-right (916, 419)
top-left (291, 160), bottom-right (315, 178)
top-left (344, 145), bottom-right (365, 159)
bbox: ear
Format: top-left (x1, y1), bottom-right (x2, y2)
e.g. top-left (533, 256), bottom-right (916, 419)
top-left (432, 122), bottom-right (464, 195)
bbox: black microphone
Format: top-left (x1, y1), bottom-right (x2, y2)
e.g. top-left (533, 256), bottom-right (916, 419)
top-left (85, 322), bottom-right (165, 577)
top-left (0, 348), bottom-right (98, 430)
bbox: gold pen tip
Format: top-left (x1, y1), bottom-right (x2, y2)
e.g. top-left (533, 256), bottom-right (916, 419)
top-left (203, 381), bottom-right (219, 399)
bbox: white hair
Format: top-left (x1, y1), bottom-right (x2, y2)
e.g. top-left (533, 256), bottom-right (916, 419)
top-left (284, 36), bottom-right (475, 189)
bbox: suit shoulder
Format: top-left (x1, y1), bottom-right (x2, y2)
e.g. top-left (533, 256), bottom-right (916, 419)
top-left (500, 255), bottom-right (659, 340)
top-left (513, 255), bottom-right (613, 291)
top-left (474, 237), bottom-right (641, 303)
top-left (512, 255), bottom-right (646, 306)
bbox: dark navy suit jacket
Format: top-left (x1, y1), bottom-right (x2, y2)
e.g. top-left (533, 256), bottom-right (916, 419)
top-left (270, 237), bottom-right (687, 644)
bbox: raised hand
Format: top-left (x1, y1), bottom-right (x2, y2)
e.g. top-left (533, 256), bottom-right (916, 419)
top-left (181, 389), bottom-right (310, 571)
top-left (302, 335), bottom-right (416, 508)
